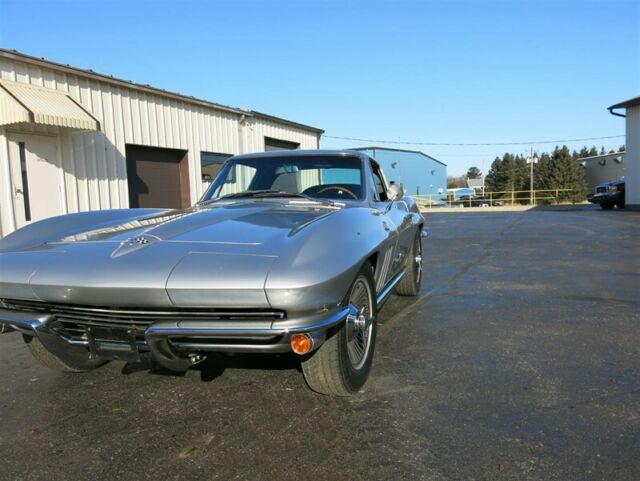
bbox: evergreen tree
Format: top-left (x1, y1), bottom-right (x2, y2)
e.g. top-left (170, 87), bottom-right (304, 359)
top-left (535, 146), bottom-right (587, 202)
top-left (466, 166), bottom-right (482, 179)
top-left (485, 152), bottom-right (528, 197)
top-left (485, 144), bottom-right (590, 203)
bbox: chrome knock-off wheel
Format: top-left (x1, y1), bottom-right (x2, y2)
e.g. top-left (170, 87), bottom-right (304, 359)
top-left (301, 262), bottom-right (378, 396)
top-left (396, 230), bottom-right (424, 296)
top-left (346, 279), bottom-right (374, 370)
top-left (414, 235), bottom-right (423, 284)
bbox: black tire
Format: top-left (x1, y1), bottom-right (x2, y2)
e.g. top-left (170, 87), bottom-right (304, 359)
top-left (301, 263), bottom-right (377, 396)
top-left (600, 202), bottom-right (615, 210)
top-left (23, 335), bottom-right (107, 373)
top-left (396, 231), bottom-right (423, 296)
top-left (616, 196), bottom-right (625, 209)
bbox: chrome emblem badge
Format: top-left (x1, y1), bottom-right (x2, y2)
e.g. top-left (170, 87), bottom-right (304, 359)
top-left (111, 234), bottom-right (158, 258)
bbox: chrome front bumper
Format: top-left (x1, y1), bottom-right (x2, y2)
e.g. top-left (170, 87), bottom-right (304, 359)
top-left (0, 305), bottom-right (358, 371)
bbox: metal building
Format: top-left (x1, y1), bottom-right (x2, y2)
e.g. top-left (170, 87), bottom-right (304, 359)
top-left (608, 96), bottom-right (640, 210)
top-left (352, 147), bottom-right (447, 198)
top-left (577, 152), bottom-right (625, 192)
top-left (0, 49), bottom-right (323, 236)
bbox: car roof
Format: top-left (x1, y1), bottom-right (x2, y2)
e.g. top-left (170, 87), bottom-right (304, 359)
top-left (231, 149), bottom-right (371, 161)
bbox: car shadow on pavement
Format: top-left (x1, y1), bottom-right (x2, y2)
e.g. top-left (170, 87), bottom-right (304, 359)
top-left (121, 352), bottom-right (301, 382)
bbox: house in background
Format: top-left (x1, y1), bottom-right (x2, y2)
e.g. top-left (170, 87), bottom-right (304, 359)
top-left (608, 96), bottom-right (639, 210)
top-left (0, 49), bottom-right (323, 237)
top-left (577, 152), bottom-right (625, 192)
top-left (466, 176), bottom-right (485, 194)
top-left (351, 147), bottom-right (446, 198)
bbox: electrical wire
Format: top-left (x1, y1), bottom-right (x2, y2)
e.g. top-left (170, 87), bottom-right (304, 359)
top-left (324, 134), bottom-right (625, 147)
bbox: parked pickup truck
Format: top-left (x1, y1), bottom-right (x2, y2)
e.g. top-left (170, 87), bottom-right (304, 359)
top-left (587, 178), bottom-right (625, 210)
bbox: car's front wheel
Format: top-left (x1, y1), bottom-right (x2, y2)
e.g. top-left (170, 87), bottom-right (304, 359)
top-left (600, 202), bottom-right (615, 210)
top-left (23, 335), bottom-right (108, 372)
top-left (301, 263), bottom-right (377, 396)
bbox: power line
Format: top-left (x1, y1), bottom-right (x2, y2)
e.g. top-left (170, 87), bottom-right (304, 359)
top-left (324, 134), bottom-right (625, 147)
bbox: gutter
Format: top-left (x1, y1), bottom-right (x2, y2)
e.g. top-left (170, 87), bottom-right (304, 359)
top-left (608, 107), bottom-right (626, 118)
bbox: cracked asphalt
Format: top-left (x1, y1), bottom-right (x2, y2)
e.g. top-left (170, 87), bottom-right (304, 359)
top-left (1, 206), bottom-right (639, 481)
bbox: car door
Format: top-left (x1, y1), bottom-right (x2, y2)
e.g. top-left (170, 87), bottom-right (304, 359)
top-left (368, 161), bottom-right (414, 291)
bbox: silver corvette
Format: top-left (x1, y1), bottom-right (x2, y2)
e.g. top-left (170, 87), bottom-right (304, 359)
top-left (0, 150), bottom-right (425, 395)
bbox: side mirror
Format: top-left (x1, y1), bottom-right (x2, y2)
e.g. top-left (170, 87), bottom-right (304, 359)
top-left (387, 183), bottom-right (404, 202)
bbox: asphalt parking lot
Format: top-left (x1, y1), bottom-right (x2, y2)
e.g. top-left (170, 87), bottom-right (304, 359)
top-left (1, 206), bottom-right (639, 481)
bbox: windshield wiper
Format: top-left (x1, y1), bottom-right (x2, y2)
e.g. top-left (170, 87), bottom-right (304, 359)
top-left (218, 189), bottom-right (283, 199)
top-left (197, 190), bottom-right (273, 205)
top-left (201, 190), bottom-right (337, 205)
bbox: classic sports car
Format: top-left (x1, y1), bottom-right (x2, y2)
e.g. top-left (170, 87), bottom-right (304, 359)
top-left (0, 150), bottom-right (425, 395)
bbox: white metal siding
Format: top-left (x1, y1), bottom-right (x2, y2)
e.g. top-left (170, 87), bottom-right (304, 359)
top-left (626, 106), bottom-right (640, 207)
top-left (0, 57), bottom-right (320, 236)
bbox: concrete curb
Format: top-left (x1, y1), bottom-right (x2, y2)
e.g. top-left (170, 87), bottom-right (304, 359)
top-left (420, 204), bottom-right (596, 213)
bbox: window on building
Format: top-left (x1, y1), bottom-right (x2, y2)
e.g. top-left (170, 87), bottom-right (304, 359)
top-left (201, 152), bottom-right (232, 184)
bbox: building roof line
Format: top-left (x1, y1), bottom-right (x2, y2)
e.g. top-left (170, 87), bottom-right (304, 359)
top-left (0, 48), bottom-right (324, 133)
top-left (577, 152), bottom-right (625, 162)
top-left (608, 95), bottom-right (640, 111)
top-left (249, 111), bottom-right (323, 134)
top-left (350, 146), bottom-right (447, 167)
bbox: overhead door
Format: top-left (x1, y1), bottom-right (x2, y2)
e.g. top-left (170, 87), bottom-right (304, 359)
top-left (125, 145), bottom-right (190, 209)
top-left (264, 137), bottom-right (300, 151)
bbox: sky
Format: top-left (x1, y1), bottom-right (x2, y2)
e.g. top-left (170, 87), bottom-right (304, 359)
top-left (0, 0), bottom-right (638, 175)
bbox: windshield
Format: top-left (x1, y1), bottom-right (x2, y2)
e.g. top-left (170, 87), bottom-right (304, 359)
top-left (201, 155), bottom-right (364, 202)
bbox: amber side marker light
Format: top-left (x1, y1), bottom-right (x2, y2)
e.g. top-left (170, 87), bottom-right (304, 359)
top-left (290, 334), bottom-right (313, 355)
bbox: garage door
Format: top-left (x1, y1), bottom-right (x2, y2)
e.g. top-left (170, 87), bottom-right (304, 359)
top-left (125, 145), bottom-right (190, 209)
top-left (264, 137), bottom-right (300, 151)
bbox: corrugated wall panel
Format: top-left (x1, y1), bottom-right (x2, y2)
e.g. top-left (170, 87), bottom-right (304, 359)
top-left (0, 56), bottom-right (321, 235)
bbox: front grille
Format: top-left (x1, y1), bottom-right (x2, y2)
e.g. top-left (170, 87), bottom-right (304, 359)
top-left (1, 299), bottom-right (286, 344)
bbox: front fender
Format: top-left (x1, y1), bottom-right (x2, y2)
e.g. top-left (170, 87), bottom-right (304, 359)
top-left (264, 207), bottom-right (389, 315)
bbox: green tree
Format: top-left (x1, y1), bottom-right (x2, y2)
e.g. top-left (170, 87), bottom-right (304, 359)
top-left (535, 145), bottom-right (587, 203)
top-left (466, 166), bottom-right (482, 179)
top-left (485, 152), bottom-right (528, 198)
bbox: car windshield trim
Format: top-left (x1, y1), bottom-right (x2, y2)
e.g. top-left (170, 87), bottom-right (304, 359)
top-left (200, 154), bottom-right (365, 203)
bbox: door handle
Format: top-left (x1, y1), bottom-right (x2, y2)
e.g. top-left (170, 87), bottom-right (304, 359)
top-left (14, 187), bottom-right (23, 196)
top-left (382, 221), bottom-right (391, 232)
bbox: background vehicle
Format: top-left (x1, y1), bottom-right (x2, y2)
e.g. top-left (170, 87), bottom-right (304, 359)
top-left (0, 150), bottom-right (425, 396)
top-left (587, 178), bottom-right (626, 210)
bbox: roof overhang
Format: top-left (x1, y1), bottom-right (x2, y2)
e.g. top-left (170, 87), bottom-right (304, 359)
top-left (0, 79), bottom-right (100, 131)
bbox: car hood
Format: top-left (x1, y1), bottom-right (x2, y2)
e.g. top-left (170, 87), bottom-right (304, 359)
top-left (54, 200), bottom-right (340, 248)
top-left (0, 200), bottom-right (343, 307)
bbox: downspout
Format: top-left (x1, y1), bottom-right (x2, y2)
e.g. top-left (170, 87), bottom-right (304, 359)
top-left (238, 114), bottom-right (248, 154)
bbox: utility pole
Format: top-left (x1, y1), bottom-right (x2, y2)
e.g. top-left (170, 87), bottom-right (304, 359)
top-left (527, 147), bottom-right (537, 205)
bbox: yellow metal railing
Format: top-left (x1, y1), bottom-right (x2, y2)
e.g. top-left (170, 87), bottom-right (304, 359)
top-left (412, 189), bottom-right (575, 209)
